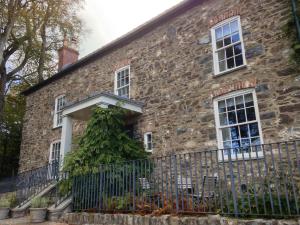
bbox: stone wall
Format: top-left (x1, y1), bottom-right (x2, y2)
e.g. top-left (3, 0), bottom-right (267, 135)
top-left (19, 0), bottom-right (300, 172)
top-left (61, 213), bottom-right (300, 225)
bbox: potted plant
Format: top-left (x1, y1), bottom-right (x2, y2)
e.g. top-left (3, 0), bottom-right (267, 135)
top-left (30, 197), bottom-right (49, 223)
top-left (0, 197), bottom-right (10, 220)
top-left (0, 193), bottom-right (16, 220)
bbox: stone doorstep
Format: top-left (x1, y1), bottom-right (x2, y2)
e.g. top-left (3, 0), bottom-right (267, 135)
top-left (61, 213), bottom-right (300, 225)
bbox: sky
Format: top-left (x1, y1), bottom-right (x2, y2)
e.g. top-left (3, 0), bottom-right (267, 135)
top-left (78, 0), bottom-right (183, 58)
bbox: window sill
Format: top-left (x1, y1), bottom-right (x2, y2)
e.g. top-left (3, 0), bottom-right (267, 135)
top-left (52, 125), bottom-right (62, 130)
top-left (218, 151), bottom-right (264, 162)
top-left (145, 149), bottom-right (153, 153)
top-left (213, 64), bottom-right (247, 77)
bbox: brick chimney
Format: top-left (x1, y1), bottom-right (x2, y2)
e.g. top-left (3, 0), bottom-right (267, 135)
top-left (58, 38), bottom-right (79, 71)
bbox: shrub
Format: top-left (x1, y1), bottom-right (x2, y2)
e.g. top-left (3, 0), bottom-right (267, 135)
top-left (0, 193), bottom-right (17, 208)
top-left (63, 106), bottom-right (150, 176)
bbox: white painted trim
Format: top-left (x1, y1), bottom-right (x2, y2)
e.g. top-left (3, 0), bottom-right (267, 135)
top-left (213, 88), bottom-right (264, 161)
top-left (60, 116), bottom-right (73, 167)
top-left (62, 94), bottom-right (142, 116)
top-left (144, 132), bottom-right (153, 153)
top-left (49, 139), bottom-right (61, 163)
top-left (211, 16), bottom-right (247, 76)
top-left (114, 65), bottom-right (130, 98)
top-left (53, 95), bottom-right (65, 128)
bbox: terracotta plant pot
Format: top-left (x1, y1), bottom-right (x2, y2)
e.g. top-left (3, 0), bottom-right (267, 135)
top-left (30, 208), bottom-right (47, 223)
top-left (0, 208), bottom-right (10, 220)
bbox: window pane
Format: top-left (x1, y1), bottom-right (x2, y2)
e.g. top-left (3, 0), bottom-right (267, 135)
top-left (240, 124), bottom-right (249, 138)
top-left (227, 57), bottom-right (234, 69)
top-left (245, 93), bottom-right (254, 107)
top-left (226, 98), bottom-right (235, 111)
top-left (237, 109), bottom-right (246, 123)
top-left (223, 141), bottom-right (231, 149)
top-left (235, 55), bottom-right (244, 67)
top-left (124, 87), bottom-right (129, 97)
top-left (223, 24), bottom-right (230, 36)
top-left (249, 122), bottom-right (259, 137)
top-left (222, 128), bottom-right (231, 141)
top-left (234, 44), bottom-right (242, 55)
top-left (218, 50), bottom-right (225, 60)
top-left (216, 40), bottom-right (223, 49)
top-left (219, 113), bottom-right (228, 126)
top-left (232, 140), bottom-right (241, 148)
top-left (228, 111), bottom-right (237, 124)
top-left (251, 137), bottom-right (261, 146)
top-left (125, 68), bottom-right (129, 76)
top-left (232, 33), bottom-right (240, 43)
top-left (218, 100), bottom-right (226, 113)
top-left (219, 61), bottom-right (226, 72)
top-left (241, 139), bottom-right (251, 148)
top-left (230, 126), bottom-right (239, 139)
top-left (224, 36), bottom-right (231, 46)
top-left (246, 107), bottom-right (256, 121)
top-left (235, 96), bottom-right (244, 109)
top-left (226, 46), bottom-right (234, 58)
top-left (215, 27), bottom-right (223, 39)
top-left (230, 20), bottom-right (239, 33)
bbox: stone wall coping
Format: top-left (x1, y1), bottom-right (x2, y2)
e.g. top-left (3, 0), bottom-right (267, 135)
top-left (61, 212), bottom-right (300, 225)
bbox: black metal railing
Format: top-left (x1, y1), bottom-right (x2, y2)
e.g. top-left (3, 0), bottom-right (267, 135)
top-left (0, 161), bottom-right (60, 206)
top-left (54, 171), bottom-right (71, 207)
top-left (15, 160), bottom-right (60, 206)
top-left (72, 140), bottom-right (300, 218)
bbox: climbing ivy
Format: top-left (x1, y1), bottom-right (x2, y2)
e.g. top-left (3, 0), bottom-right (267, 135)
top-left (63, 105), bottom-right (149, 176)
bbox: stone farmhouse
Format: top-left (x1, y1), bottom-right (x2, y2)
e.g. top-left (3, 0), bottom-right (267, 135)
top-left (20, 0), bottom-right (299, 173)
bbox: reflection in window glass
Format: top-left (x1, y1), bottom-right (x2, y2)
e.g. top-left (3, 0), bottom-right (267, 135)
top-left (216, 91), bottom-right (262, 155)
top-left (212, 17), bottom-right (245, 74)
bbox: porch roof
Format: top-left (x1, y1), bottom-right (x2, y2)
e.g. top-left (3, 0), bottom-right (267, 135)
top-left (62, 92), bottom-right (143, 120)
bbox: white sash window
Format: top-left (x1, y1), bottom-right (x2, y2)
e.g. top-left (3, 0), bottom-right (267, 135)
top-left (214, 89), bottom-right (263, 160)
top-left (211, 16), bottom-right (246, 75)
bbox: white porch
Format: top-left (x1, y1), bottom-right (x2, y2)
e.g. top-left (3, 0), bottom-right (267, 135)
top-left (60, 92), bottom-right (143, 164)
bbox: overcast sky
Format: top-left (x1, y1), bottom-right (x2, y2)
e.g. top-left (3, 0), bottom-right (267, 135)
top-left (78, 0), bottom-right (183, 57)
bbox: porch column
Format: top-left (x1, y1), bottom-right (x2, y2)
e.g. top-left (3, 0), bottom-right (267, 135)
top-left (60, 115), bottom-right (73, 166)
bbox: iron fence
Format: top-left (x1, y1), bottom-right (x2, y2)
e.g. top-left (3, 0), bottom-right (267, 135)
top-left (72, 140), bottom-right (300, 218)
top-left (14, 160), bottom-right (59, 206)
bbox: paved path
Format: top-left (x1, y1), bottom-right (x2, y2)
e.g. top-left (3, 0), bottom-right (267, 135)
top-left (0, 217), bottom-right (67, 225)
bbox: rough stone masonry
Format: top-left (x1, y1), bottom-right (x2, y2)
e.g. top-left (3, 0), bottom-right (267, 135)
top-left (19, 0), bottom-right (300, 172)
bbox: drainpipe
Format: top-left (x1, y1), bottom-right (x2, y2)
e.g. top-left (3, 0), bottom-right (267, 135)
top-left (291, 0), bottom-right (300, 42)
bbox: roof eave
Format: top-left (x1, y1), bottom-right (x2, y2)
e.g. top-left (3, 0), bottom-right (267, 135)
top-left (22, 0), bottom-right (204, 96)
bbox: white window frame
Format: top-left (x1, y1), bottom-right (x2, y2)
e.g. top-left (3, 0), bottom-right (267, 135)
top-left (144, 132), bottom-right (153, 153)
top-left (211, 16), bottom-right (247, 76)
top-left (213, 89), bottom-right (264, 161)
top-left (114, 65), bottom-right (130, 98)
top-left (53, 95), bottom-right (65, 128)
top-left (49, 140), bottom-right (61, 164)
